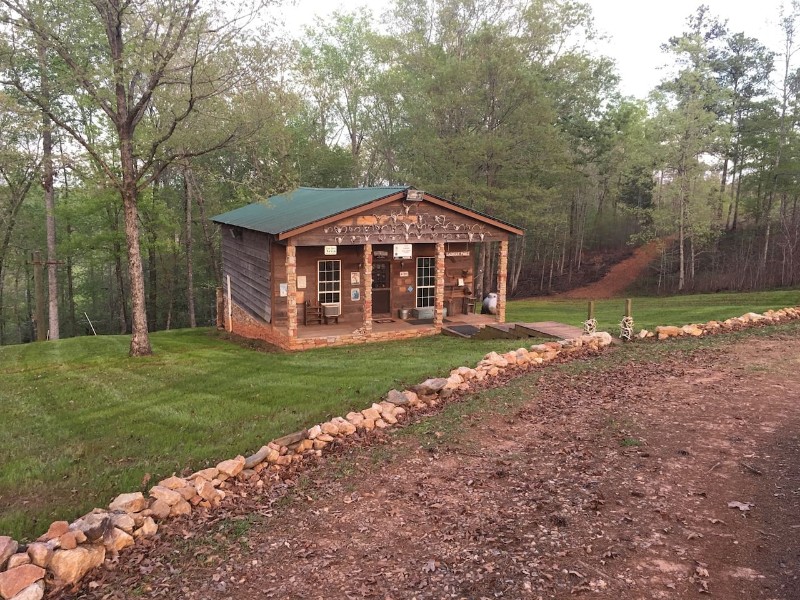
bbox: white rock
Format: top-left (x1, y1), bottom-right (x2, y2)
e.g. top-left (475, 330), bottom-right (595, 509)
top-left (109, 492), bottom-right (147, 513)
top-left (49, 546), bottom-right (106, 586)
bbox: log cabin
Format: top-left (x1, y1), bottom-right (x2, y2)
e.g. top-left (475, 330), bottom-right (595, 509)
top-left (211, 186), bottom-right (523, 350)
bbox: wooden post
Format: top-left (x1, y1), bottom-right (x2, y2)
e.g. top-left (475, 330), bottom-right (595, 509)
top-left (32, 251), bottom-right (47, 341)
top-left (286, 242), bottom-right (297, 338)
top-left (225, 275), bottom-right (232, 332)
top-left (363, 244), bottom-right (373, 333)
top-left (497, 239), bottom-right (509, 323)
top-left (434, 242), bottom-right (445, 328)
top-left (625, 298), bottom-right (632, 318)
top-left (587, 301), bottom-right (595, 321)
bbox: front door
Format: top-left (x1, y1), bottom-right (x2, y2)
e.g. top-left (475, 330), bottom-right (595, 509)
top-left (373, 261), bottom-right (390, 314)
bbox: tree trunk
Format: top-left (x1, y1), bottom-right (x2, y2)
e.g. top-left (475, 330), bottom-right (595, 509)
top-left (40, 43), bottom-right (59, 341)
top-left (119, 130), bottom-right (151, 355)
top-left (678, 176), bottom-right (686, 292)
top-left (183, 168), bottom-right (196, 328)
top-left (186, 168), bottom-right (221, 287)
top-left (147, 169), bottom-right (161, 332)
top-left (476, 243), bottom-right (487, 300)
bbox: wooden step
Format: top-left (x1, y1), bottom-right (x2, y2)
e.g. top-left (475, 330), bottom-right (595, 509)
top-left (442, 324), bottom-right (481, 338)
top-left (474, 323), bottom-right (526, 340)
top-left (516, 321), bottom-right (585, 340)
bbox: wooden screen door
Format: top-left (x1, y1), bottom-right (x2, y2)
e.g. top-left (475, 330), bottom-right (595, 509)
top-left (372, 261), bottom-right (391, 314)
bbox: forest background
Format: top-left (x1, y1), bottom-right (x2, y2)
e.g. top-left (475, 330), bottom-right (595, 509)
top-left (0, 0), bottom-right (797, 354)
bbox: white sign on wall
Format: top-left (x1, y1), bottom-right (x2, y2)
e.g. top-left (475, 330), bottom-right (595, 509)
top-left (324, 245), bottom-right (337, 255)
top-left (393, 244), bottom-right (412, 259)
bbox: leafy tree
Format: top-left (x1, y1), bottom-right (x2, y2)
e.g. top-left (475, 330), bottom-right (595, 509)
top-left (0, 0), bottom-right (264, 355)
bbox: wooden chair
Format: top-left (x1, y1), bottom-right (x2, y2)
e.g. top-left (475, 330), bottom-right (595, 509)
top-left (304, 301), bottom-right (323, 326)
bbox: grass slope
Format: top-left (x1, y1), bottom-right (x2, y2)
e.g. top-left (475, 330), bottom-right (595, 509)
top-left (0, 329), bottom-right (528, 541)
top-left (507, 290), bottom-right (800, 332)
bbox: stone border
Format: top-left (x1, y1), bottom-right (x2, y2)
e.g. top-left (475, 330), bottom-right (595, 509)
top-left (1, 305), bottom-right (798, 599)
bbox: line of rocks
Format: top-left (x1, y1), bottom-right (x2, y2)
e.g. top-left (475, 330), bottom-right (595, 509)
top-left (9, 310), bottom-right (792, 599)
top-left (639, 307), bottom-right (799, 340)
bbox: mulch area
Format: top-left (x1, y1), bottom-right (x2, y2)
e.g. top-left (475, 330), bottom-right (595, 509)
top-left (56, 330), bottom-right (800, 599)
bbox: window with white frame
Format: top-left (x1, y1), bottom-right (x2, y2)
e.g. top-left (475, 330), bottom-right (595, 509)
top-left (317, 260), bottom-right (341, 304)
top-left (416, 257), bottom-right (435, 308)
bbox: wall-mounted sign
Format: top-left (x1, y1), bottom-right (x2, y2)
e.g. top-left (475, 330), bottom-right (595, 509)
top-left (399, 271), bottom-right (409, 277)
top-left (297, 275), bottom-right (307, 289)
top-left (324, 245), bottom-right (337, 255)
top-left (350, 272), bottom-right (360, 285)
top-left (446, 251), bottom-right (471, 257)
top-left (279, 283), bottom-right (288, 297)
top-left (393, 244), bottom-right (413, 259)
top-left (374, 250), bottom-right (389, 258)
top-left (351, 289), bottom-right (361, 301)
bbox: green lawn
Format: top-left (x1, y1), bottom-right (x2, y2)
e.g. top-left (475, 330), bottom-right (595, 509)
top-left (507, 289), bottom-right (800, 332)
top-left (1, 288), bottom-right (798, 542)
top-left (0, 330), bottom-right (529, 541)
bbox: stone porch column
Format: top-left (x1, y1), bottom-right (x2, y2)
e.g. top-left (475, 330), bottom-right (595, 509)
top-left (497, 239), bottom-right (509, 323)
top-left (286, 242), bottom-right (298, 338)
top-left (434, 242), bottom-right (445, 329)
top-left (363, 243), bottom-right (373, 333)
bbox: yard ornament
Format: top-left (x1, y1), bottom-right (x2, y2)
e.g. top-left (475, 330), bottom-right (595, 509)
top-left (482, 292), bottom-right (498, 315)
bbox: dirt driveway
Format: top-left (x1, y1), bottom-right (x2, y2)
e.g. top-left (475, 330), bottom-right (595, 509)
top-left (64, 328), bottom-right (800, 599)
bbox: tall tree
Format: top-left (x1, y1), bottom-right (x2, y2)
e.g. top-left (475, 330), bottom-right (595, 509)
top-left (654, 6), bottom-right (727, 290)
top-left (0, 0), bottom-right (263, 355)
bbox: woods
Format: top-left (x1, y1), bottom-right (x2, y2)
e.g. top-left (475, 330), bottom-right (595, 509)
top-left (0, 0), bottom-right (799, 350)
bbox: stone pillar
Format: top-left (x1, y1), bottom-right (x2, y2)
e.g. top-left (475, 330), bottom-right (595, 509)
top-left (286, 242), bottom-right (298, 338)
top-left (434, 242), bottom-right (445, 329)
top-left (497, 238), bottom-right (509, 323)
top-left (363, 243), bottom-right (373, 333)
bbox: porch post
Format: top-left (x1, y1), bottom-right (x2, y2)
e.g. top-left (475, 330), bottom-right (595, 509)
top-left (497, 238), bottom-right (509, 323)
top-left (363, 243), bottom-right (373, 333)
top-left (286, 241), bottom-right (298, 338)
top-left (434, 241), bottom-right (445, 328)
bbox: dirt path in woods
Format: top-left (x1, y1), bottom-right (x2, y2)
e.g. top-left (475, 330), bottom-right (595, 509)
top-left (63, 329), bottom-right (800, 600)
top-left (560, 239), bottom-right (666, 299)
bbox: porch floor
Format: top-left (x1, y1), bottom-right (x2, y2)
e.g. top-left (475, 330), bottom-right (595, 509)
top-left (297, 312), bottom-right (498, 339)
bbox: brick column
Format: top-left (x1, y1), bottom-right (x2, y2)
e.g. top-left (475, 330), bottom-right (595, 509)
top-left (434, 242), bottom-right (445, 329)
top-left (363, 243), bottom-right (373, 333)
top-left (497, 239), bottom-right (509, 323)
top-left (286, 242), bottom-right (298, 338)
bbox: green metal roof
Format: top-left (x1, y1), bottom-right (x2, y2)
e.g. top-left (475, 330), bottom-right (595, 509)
top-left (211, 186), bottom-right (410, 235)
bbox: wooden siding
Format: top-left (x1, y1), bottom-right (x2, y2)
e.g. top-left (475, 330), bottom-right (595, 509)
top-left (221, 225), bottom-right (272, 322)
top-left (271, 243), bottom-right (287, 327)
top-left (291, 199), bottom-right (510, 247)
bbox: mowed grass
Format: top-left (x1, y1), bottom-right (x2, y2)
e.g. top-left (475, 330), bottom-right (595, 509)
top-left (0, 329), bottom-right (530, 541)
top-left (2, 288), bottom-right (799, 541)
top-left (507, 289), bottom-right (800, 332)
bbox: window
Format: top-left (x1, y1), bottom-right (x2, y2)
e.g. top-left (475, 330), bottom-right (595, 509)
top-left (317, 260), bottom-right (341, 304)
top-left (416, 257), bottom-right (435, 308)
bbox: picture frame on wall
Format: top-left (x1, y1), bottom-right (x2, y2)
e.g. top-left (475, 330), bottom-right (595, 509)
top-left (350, 271), bottom-right (360, 285)
top-left (351, 288), bottom-right (361, 302)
